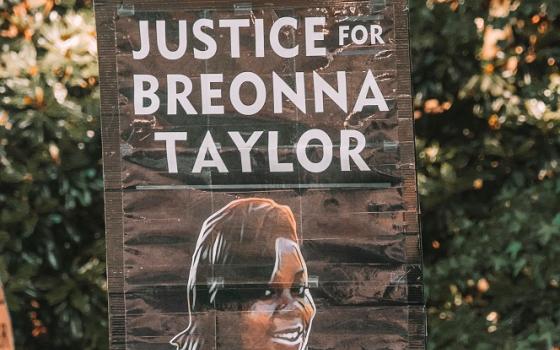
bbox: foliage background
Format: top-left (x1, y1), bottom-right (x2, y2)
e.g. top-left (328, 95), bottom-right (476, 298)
top-left (0, 0), bottom-right (558, 349)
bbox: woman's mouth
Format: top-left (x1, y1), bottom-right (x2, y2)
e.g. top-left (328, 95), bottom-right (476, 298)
top-left (271, 325), bottom-right (304, 346)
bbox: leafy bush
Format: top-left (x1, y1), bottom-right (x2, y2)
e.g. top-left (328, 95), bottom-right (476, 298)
top-left (0, 1), bottom-right (106, 349)
top-left (411, 0), bottom-right (560, 348)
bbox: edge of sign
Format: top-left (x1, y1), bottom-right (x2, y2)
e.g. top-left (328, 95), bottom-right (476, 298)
top-left (95, 2), bottom-right (126, 349)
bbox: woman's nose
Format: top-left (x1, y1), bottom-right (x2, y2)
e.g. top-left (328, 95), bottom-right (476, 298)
top-left (275, 288), bottom-right (297, 311)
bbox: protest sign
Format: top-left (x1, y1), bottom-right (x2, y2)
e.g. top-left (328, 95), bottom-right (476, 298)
top-left (95, 0), bottom-right (425, 348)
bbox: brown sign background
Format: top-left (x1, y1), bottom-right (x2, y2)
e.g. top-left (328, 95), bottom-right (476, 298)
top-left (95, 0), bottom-right (425, 349)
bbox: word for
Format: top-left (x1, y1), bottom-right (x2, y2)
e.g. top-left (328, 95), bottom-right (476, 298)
top-left (155, 129), bottom-right (371, 174)
top-left (339, 25), bottom-right (385, 45)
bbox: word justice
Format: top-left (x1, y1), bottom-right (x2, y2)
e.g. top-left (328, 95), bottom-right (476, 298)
top-left (132, 17), bottom-right (385, 60)
top-left (155, 129), bottom-right (371, 174)
top-left (134, 70), bottom-right (389, 116)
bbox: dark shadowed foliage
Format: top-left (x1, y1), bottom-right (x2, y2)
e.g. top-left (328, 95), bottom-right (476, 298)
top-left (411, 0), bottom-right (560, 348)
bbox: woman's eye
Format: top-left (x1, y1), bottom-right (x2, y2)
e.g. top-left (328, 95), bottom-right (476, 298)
top-left (291, 286), bottom-right (306, 297)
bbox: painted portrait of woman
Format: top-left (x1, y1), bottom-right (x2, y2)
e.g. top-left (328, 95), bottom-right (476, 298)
top-left (170, 198), bottom-right (316, 350)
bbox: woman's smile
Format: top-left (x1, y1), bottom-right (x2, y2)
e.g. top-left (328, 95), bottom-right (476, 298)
top-left (271, 323), bottom-right (304, 346)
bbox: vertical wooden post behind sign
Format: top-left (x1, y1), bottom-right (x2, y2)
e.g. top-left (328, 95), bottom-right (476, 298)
top-left (0, 285), bottom-right (14, 350)
top-left (95, 0), bottom-right (425, 348)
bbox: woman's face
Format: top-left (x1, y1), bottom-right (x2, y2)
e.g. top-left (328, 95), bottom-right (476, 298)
top-left (240, 238), bottom-right (316, 350)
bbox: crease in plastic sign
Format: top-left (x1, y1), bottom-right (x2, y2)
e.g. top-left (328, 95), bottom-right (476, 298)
top-left (117, 4), bottom-right (135, 17)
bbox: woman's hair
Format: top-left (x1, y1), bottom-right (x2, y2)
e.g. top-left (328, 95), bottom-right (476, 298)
top-left (170, 198), bottom-right (300, 350)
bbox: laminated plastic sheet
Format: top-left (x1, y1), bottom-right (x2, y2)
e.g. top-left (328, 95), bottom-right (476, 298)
top-left (95, 0), bottom-right (426, 349)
